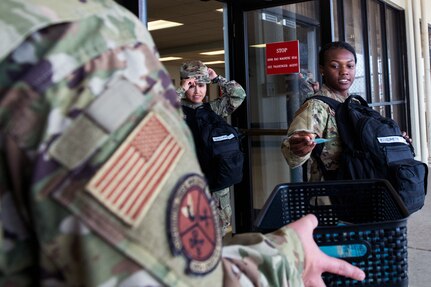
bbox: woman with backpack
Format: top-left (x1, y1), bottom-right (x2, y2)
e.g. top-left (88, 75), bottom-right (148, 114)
top-left (176, 60), bottom-right (246, 236)
top-left (282, 41), bottom-right (357, 181)
top-left (282, 41), bottom-right (425, 214)
top-left (282, 42), bottom-right (413, 181)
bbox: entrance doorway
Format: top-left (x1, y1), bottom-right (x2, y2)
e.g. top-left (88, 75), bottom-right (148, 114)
top-left (228, 0), bottom-right (322, 232)
top-left (245, 2), bottom-right (320, 210)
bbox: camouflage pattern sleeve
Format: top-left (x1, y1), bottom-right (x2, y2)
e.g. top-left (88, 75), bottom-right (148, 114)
top-left (222, 226), bottom-right (305, 286)
top-left (0, 1), bottom-right (216, 286)
top-left (281, 99), bottom-right (332, 168)
top-left (281, 86), bottom-right (344, 181)
top-left (176, 87), bottom-right (186, 100)
top-left (209, 76), bottom-right (246, 118)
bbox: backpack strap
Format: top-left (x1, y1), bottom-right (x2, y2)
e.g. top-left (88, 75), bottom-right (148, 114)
top-left (303, 95), bottom-right (341, 180)
top-left (335, 95), bottom-right (368, 153)
top-left (305, 95), bottom-right (341, 110)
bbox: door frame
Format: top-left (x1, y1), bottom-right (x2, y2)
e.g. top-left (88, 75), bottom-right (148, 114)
top-left (222, 0), bottom-right (331, 233)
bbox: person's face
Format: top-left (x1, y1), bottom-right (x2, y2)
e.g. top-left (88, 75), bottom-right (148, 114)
top-left (320, 48), bottom-right (356, 97)
top-left (185, 81), bottom-right (207, 103)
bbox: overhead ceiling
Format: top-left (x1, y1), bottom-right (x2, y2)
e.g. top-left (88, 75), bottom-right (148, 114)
top-left (147, 0), bottom-right (225, 68)
top-left (121, 0), bottom-right (312, 68)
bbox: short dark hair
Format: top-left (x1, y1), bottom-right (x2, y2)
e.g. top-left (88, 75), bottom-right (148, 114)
top-left (319, 41), bottom-right (357, 65)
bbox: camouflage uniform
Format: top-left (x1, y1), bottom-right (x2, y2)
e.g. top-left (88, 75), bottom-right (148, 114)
top-left (0, 0), bottom-right (304, 286)
top-left (177, 62), bottom-right (246, 236)
top-left (281, 85), bottom-right (346, 181)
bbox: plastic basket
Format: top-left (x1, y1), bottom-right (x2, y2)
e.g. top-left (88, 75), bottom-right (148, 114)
top-left (254, 179), bottom-right (409, 287)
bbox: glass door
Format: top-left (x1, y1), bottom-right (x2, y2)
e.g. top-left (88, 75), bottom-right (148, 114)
top-left (246, 2), bottom-right (320, 211)
top-left (228, 0), bottom-right (321, 232)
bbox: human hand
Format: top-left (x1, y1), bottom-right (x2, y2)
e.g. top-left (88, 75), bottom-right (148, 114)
top-left (288, 214), bottom-right (366, 287)
top-left (299, 72), bottom-right (319, 93)
top-left (402, 131), bottom-right (413, 144)
top-left (181, 78), bottom-right (196, 91)
top-left (310, 81), bottom-right (320, 92)
top-left (288, 131), bottom-right (316, 157)
top-left (207, 68), bottom-right (218, 81)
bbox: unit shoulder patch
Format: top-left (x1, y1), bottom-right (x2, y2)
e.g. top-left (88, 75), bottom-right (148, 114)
top-left (167, 174), bottom-right (221, 275)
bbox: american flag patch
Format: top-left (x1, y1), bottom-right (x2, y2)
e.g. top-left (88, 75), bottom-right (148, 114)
top-left (86, 112), bottom-right (184, 226)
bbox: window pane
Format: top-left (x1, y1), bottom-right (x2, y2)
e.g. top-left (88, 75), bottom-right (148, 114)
top-left (332, 0), bottom-right (340, 41)
top-left (392, 104), bottom-right (406, 131)
top-left (386, 6), bottom-right (406, 128)
top-left (386, 8), bottom-right (403, 102)
top-left (343, 0), bottom-right (366, 99)
top-left (367, 0), bottom-right (385, 105)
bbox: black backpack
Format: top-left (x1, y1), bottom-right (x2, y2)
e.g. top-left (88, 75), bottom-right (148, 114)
top-left (182, 103), bottom-right (244, 191)
top-left (307, 95), bottom-right (428, 214)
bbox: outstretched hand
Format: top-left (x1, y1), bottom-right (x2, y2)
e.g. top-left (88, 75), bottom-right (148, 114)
top-left (288, 214), bottom-right (366, 287)
top-left (288, 131), bottom-right (316, 157)
top-left (299, 72), bottom-right (320, 93)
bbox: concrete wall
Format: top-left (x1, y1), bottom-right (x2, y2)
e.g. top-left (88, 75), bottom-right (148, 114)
top-left (400, 0), bottom-right (431, 163)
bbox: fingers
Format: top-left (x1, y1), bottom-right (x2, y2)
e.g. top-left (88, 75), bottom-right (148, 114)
top-left (288, 132), bottom-right (316, 157)
top-left (323, 256), bottom-right (366, 282)
top-left (289, 214), bottom-right (366, 285)
top-left (402, 131), bottom-right (413, 144)
top-left (207, 68), bottom-right (217, 79)
top-left (304, 260), bottom-right (365, 287)
top-left (181, 78), bottom-right (196, 90)
top-left (289, 132), bottom-right (315, 144)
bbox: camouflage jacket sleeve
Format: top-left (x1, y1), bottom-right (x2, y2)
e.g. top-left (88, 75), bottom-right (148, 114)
top-left (0, 1), bottom-right (193, 286)
top-left (222, 226), bottom-right (305, 286)
top-left (281, 85), bottom-right (344, 181)
top-left (176, 86), bottom-right (187, 100)
top-left (209, 76), bottom-right (246, 118)
top-left (281, 99), bottom-right (333, 168)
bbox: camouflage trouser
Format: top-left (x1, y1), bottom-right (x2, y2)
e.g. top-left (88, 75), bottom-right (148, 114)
top-left (212, 188), bottom-right (232, 236)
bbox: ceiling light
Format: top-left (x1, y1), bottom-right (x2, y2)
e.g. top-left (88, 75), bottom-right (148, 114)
top-left (216, 8), bottom-right (223, 12)
top-left (203, 60), bottom-right (225, 65)
top-left (200, 50), bottom-right (225, 56)
top-left (148, 20), bottom-right (183, 31)
top-left (250, 44), bottom-right (267, 48)
top-left (159, 56), bottom-right (183, 62)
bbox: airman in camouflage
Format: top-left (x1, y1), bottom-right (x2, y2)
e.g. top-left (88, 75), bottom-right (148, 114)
top-left (282, 85), bottom-right (345, 181)
top-left (282, 41), bottom-right (358, 181)
top-left (0, 2), bottom-right (365, 286)
top-left (177, 60), bottom-right (246, 117)
top-left (177, 60), bottom-right (246, 236)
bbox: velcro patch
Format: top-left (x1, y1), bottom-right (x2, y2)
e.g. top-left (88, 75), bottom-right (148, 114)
top-left (49, 115), bottom-right (108, 170)
top-left (167, 174), bottom-right (221, 275)
top-left (86, 112), bottom-right (184, 227)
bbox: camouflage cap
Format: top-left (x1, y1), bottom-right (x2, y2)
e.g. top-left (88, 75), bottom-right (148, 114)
top-left (180, 60), bottom-right (211, 84)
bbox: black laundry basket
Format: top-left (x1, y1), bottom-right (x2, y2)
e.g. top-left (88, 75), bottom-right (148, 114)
top-left (254, 179), bottom-right (409, 287)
